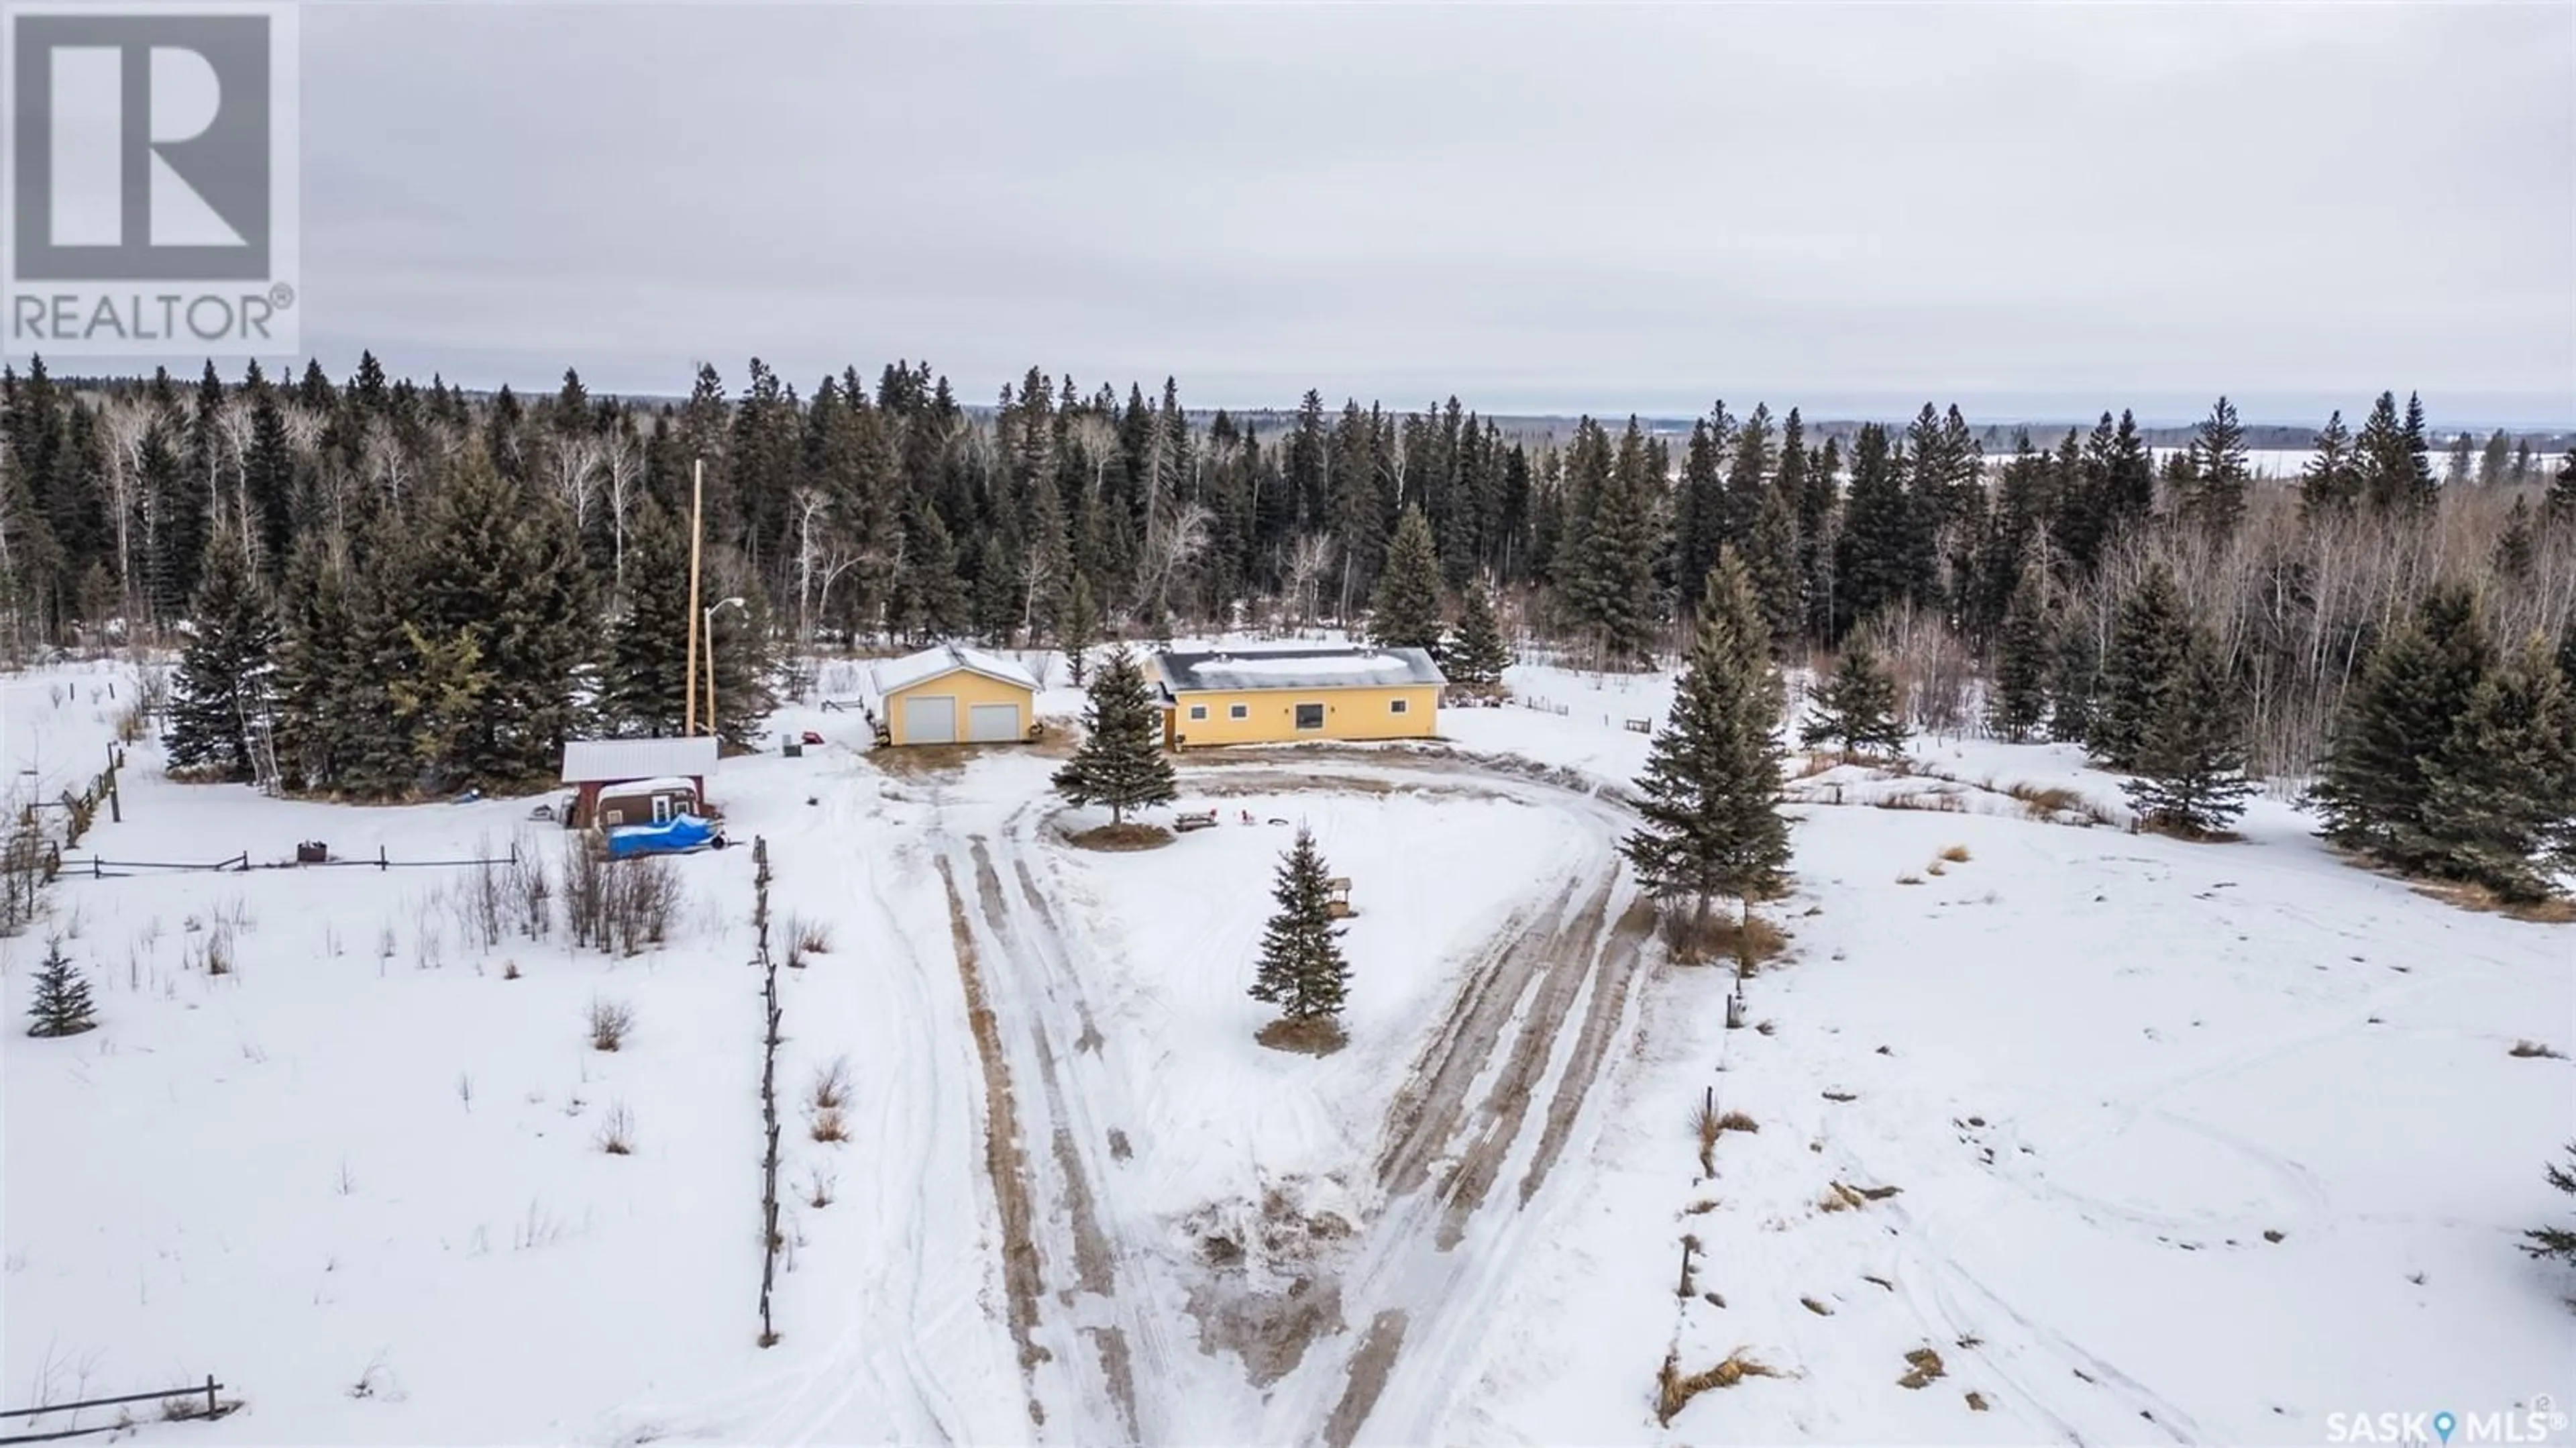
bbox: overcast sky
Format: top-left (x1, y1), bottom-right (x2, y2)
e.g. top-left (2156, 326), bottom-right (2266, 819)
top-left (280, 2), bottom-right (2572, 426)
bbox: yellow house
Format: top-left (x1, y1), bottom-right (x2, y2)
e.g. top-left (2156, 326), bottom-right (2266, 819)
top-left (867, 644), bottom-right (1043, 745)
top-left (1152, 646), bottom-right (1444, 749)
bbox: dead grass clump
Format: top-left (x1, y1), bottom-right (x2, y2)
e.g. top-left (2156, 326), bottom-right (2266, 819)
top-left (809, 1106), bottom-right (848, 1143)
top-left (1668, 908), bottom-right (1788, 971)
top-left (2508, 1039), bottom-right (2565, 1059)
top-left (809, 1055), bottom-right (851, 1111)
top-left (1966, 1390), bottom-right (1990, 1411)
top-left (1801, 1296), bottom-right (1833, 1316)
top-left (2000, 780), bottom-right (2114, 826)
top-left (1255, 1015), bottom-right (1347, 1056)
top-left (1821, 1180), bottom-right (1902, 1212)
top-left (1690, 1099), bottom-right (1723, 1174)
top-left (1896, 874), bottom-right (1925, 886)
top-left (596, 1102), bottom-right (635, 1155)
top-left (1715, 1110), bottom-right (1758, 1135)
top-left (1898, 1347), bottom-right (1947, 1389)
top-left (1067, 821), bottom-right (1175, 852)
top-left (502, 960), bottom-right (521, 980)
top-left (807, 1168), bottom-right (837, 1208)
top-left (1938, 843), bottom-right (1971, 863)
top-left (1925, 860), bottom-right (1947, 876)
top-left (1656, 1349), bottom-right (1781, 1425)
top-left (2411, 881), bottom-right (2576, 923)
top-left (1873, 791), bottom-right (1966, 815)
top-left (588, 996), bottom-right (634, 1052)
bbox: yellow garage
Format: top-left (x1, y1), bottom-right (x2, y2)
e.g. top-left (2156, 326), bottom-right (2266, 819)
top-left (1152, 645), bottom-right (1444, 749)
top-left (867, 645), bottom-right (1043, 746)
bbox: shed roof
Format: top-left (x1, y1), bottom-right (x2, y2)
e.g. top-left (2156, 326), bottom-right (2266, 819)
top-left (560, 736), bottom-right (719, 784)
top-left (1151, 645), bottom-right (1447, 694)
top-left (869, 643), bottom-right (1042, 697)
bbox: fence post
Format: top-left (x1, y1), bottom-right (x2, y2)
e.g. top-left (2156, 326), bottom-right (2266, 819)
top-left (378, 844), bottom-right (388, 872)
top-left (204, 1375), bottom-right (217, 1418)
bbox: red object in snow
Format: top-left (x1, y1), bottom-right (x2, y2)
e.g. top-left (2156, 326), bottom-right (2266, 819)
top-left (800, 730), bottom-right (825, 746)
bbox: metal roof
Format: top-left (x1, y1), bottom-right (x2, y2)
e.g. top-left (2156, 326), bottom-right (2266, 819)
top-left (559, 735), bottom-right (720, 784)
top-left (869, 643), bottom-right (1042, 697)
top-left (1151, 645), bottom-right (1447, 694)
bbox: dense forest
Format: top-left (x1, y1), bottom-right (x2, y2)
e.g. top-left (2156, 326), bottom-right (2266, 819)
top-left (1, 354), bottom-right (2571, 815)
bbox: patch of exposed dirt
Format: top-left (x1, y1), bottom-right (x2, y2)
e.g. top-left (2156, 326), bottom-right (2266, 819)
top-left (937, 857), bottom-right (1051, 1400)
top-left (1180, 1180), bottom-right (1357, 1388)
top-left (1256, 1015), bottom-right (1350, 1055)
top-left (1320, 1310), bottom-right (1409, 1448)
top-left (1083, 1327), bottom-right (1139, 1444)
top-left (1065, 821), bottom-right (1175, 852)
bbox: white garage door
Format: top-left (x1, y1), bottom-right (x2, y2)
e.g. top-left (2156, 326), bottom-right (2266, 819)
top-left (967, 702), bottom-right (1023, 743)
top-left (902, 694), bottom-right (957, 744)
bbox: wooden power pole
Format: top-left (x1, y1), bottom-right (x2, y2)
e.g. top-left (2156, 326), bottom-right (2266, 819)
top-left (684, 458), bottom-right (704, 735)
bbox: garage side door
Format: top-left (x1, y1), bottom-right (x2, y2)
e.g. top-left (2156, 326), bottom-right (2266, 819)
top-left (967, 702), bottom-right (1022, 743)
top-left (902, 694), bottom-right (957, 744)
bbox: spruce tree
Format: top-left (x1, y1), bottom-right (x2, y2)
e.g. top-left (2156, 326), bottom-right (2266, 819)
top-left (25, 937), bottom-right (97, 1038)
top-left (2122, 629), bottom-right (2255, 837)
top-left (1053, 645), bottom-right (1175, 825)
top-left (2551, 450), bottom-right (2576, 527)
top-left (2049, 613), bottom-right (2100, 745)
top-left (1989, 568), bottom-right (2052, 743)
top-left (2525, 1145), bottom-right (2576, 1264)
top-left (2091, 565), bottom-right (2187, 771)
top-left (165, 525), bottom-right (277, 780)
top-left (1444, 580), bottom-right (1513, 694)
top-left (1060, 572), bottom-right (1100, 686)
top-left (2314, 584), bottom-right (2495, 872)
top-left (2182, 396), bottom-right (2249, 537)
top-left (1801, 639), bottom-right (1907, 757)
top-left (1368, 504), bottom-right (1446, 653)
top-left (602, 494), bottom-right (693, 735)
top-left (2416, 636), bottom-right (2573, 902)
top-left (1622, 553), bottom-right (1791, 929)
top-left (2299, 410), bottom-right (2358, 517)
top-left (1248, 826), bottom-right (1350, 1027)
top-left (2495, 497), bottom-right (2537, 580)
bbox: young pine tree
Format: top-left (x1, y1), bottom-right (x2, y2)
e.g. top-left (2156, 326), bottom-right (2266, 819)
top-left (1059, 572), bottom-right (1100, 687)
top-left (2415, 636), bottom-right (2573, 902)
top-left (1622, 554), bottom-right (1791, 931)
top-left (1988, 569), bottom-right (2053, 743)
top-left (1052, 645), bottom-right (1176, 826)
top-left (165, 525), bottom-right (278, 781)
top-left (602, 495), bottom-right (694, 735)
top-left (2090, 565), bottom-right (2188, 772)
top-left (1444, 581), bottom-right (1513, 694)
top-left (2525, 1145), bottom-right (2576, 1265)
top-left (2314, 584), bottom-right (2495, 873)
top-left (1247, 826), bottom-right (1351, 1029)
top-left (26, 937), bottom-right (97, 1038)
top-left (2121, 629), bottom-right (2255, 837)
top-left (1368, 505), bottom-right (1446, 654)
top-left (2551, 450), bottom-right (2576, 527)
top-left (2048, 613), bottom-right (2100, 745)
top-left (1801, 639), bottom-right (1907, 757)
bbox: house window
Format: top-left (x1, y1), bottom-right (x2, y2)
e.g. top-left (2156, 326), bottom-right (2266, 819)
top-left (1295, 703), bottom-right (1325, 730)
top-left (1189, 705), bottom-right (1208, 721)
top-left (1389, 699), bottom-right (1409, 714)
top-left (1229, 703), bottom-right (1249, 720)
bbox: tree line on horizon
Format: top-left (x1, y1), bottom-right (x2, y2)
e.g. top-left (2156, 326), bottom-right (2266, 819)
top-left (0, 350), bottom-right (2567, 799)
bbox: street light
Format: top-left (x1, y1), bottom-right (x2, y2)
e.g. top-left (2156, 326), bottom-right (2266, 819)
top-left (702, 597), bottom-right (745, 738)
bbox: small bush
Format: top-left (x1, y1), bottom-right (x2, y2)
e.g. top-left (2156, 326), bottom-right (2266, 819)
top-left (1897, 1347), bottom-right (1946, 1390)
top-left (792, 916), bottom-right (830, 956)
top-left (809, 1107), bottom-right (848, 1143)
top-left (596, 1102), bottom-right (635, 1155)
top-left (1938, 843), bottom-right (1972, 863)
top-left (588, 996), bottom-right (634, 1052)
top-left (807, 1168), bottom-right (837, 1208)
top-left (1715, 1110), bottom-right (1759, 1135)
top-left (1896, 874), bottom-right (1924, 886)
top-left (2508, 1039), bottom-right (2565, 1059)
top-left (1656, 1349), bottom-right (1780, 1425)
top-left (502, 960), bottom-right (522, 981)
top-left (809, 1056), bottom-right (851, 1112)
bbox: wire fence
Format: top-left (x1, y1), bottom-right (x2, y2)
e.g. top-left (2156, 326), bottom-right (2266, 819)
top-left (56, 840), bottom-right (522, 880)
top-left (0, 1376), bottom-right (231, 1445)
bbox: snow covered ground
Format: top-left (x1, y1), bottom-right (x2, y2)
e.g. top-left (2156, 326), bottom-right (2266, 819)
top-left (3, 652), bottom-right (2569, 1446)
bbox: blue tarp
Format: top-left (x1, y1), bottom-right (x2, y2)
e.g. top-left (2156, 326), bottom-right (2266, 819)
top-left (604, 814), bottom-right (722, 860)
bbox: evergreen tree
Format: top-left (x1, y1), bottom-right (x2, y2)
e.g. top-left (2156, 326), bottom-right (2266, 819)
top-left (896, 498), bottom-right (968, 643)
top-left (1444, 580), bottom-right (1513, 694)
top-left (1059, 572), bottom-right (1100, 686)
top-left (1801, 639), bottom-right (1907, 756)
top-left (2091, 565), bottom-right (2187, 771)
top-left (707, 571), bottom-right (781, 752)
top-left (1053, 645), bottom-right (1175, 825)
top-left (2551, 450), bottom-right (2576, 527)
top-left (387, 623), bottom-right (491, 780)
top-left (164, 525), bottom-right (277, 780)
top-left (2355, 391), bottom-right (2434, 514)
top-left (1368, 504), bottom-right (1446, 653)
top-left (271, 538), bottom-right (361, 790)
top-left (2314, 584), bottom-right (2495, 872)
top-left (1621, 553), bottom-right (1791, 928)
top-left (2122, 629), bottom-right (2255, 837)
top-left (603, 495), bottom-right (693, 735)
top-left (2416, 636), bottom-right (2573, 902)
top-left (2049, 611), bottom-right (2100, 744)
top-left (1248, 826), bottom-right (1350, 1025)
top-left (1833, 422), bottom-right (1917, 633)
top-left (25, 937), bottom-right (97, 1038)
top-left (2443, 431), bottom-right (2475, 489)
top-left (1989, 567), bottom-right (2052, 742)
top-left (2477, 428), bottom-right (2513, 488)
top-left (2300, 410), bottom-right (2358, 516)
top-left (2495, 497), bottom-right (2537, 580)
top-left (2525, 1145), bottom-right (2576, 1264)
top-left (2182, 396), bottom-right (2249, 536)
